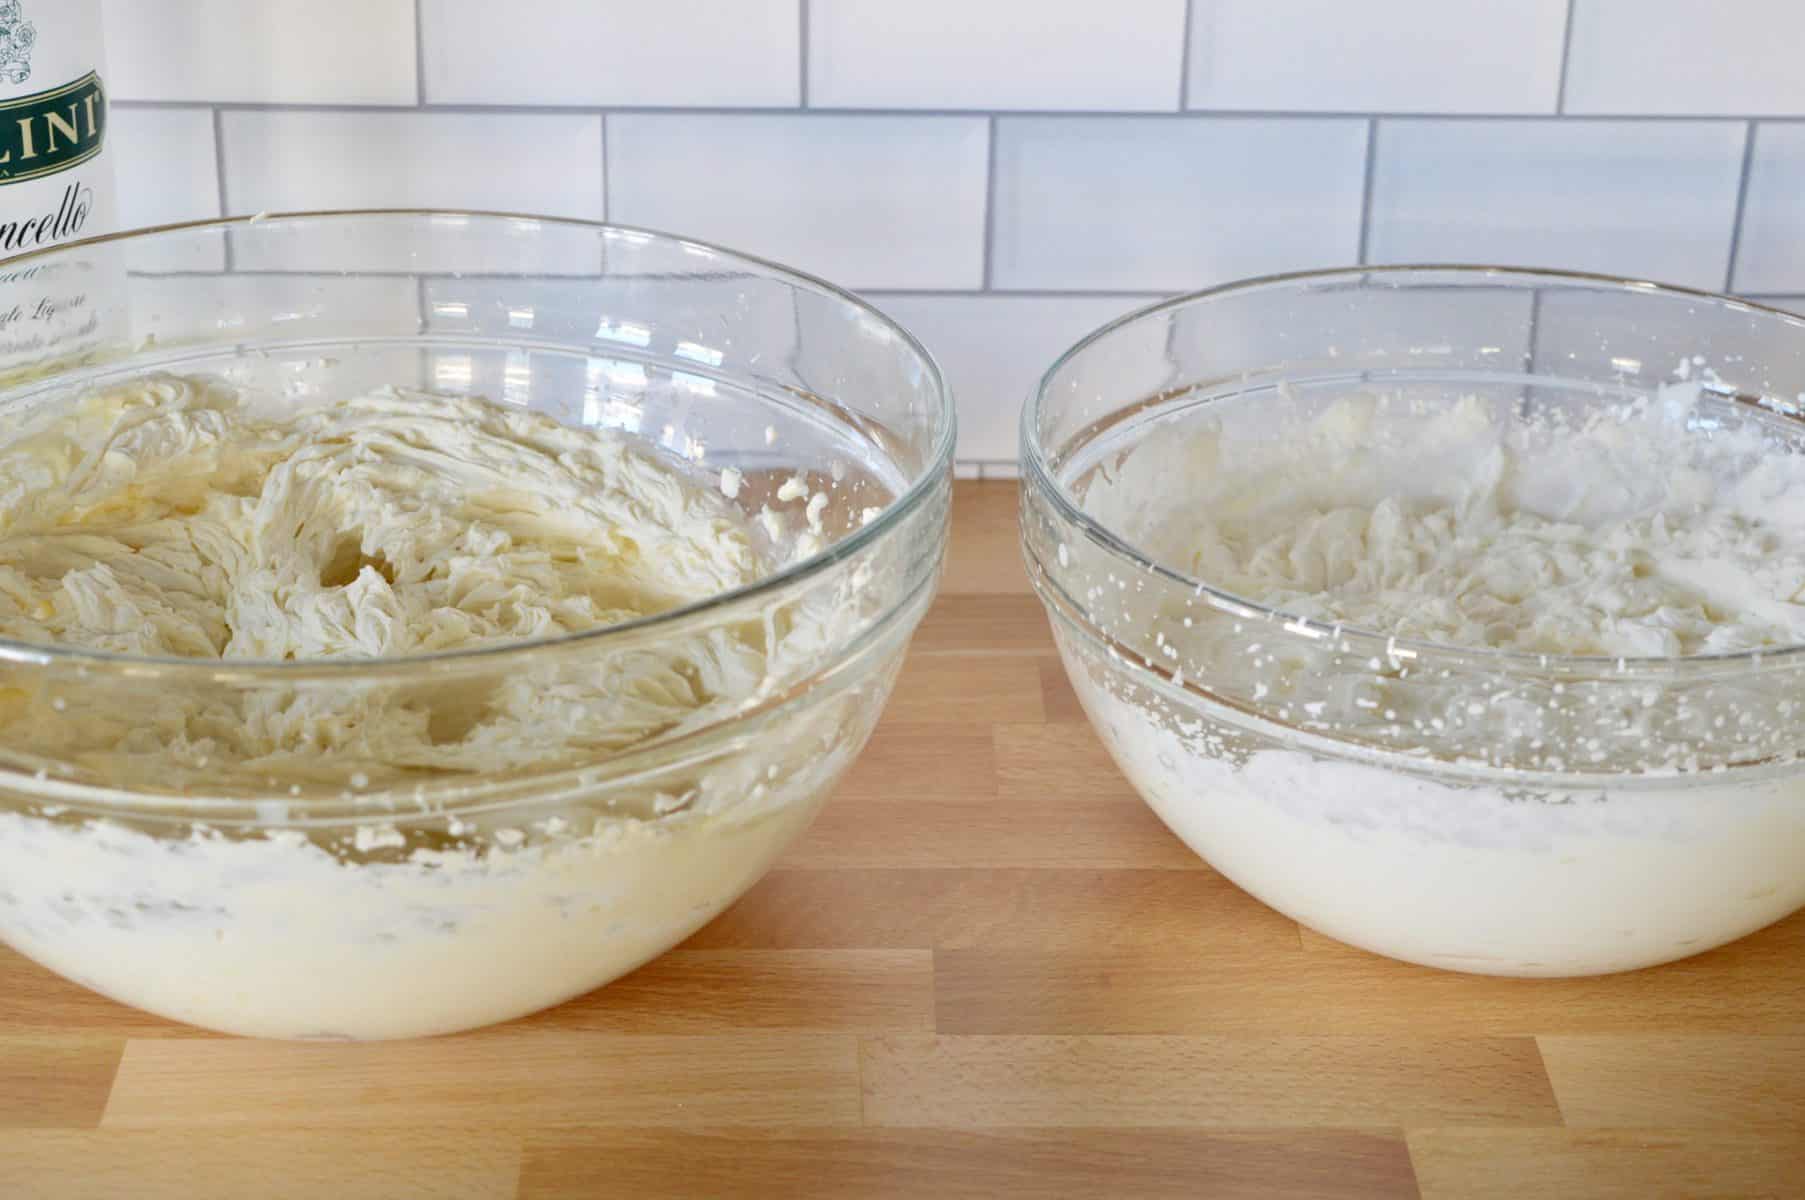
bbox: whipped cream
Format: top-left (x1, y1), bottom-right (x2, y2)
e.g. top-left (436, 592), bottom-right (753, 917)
top-left (1087, 388), bottom-right (1805, 659)
top-left (1057, 384), bottom-right (1805, 974)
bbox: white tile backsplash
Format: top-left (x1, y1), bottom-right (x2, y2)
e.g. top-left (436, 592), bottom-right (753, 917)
top-left (991, 117), bottom-right (1366, 291)
top-left (1732, 125), bottom-right (1805, 294)
top-left (809, 0), bottom-right (1185, 111)
top-left (83, 2), bottom-right (1802, 463)
top-left (421, 0), bottom-right (799, 107)
top-left (867, 293), bottom-right (1161, 459)
top-left (126, 274), bottom-right (422, 346)
top-left (220, 112), bottom-right (603, 270)
top-left (102, 0), bottom-right (416, 105)
top-left (1565, 0), bottom-right (1805, 116)
top-left (1367, 119), bottom-right (1746, 290)
top-left (108, 107), bottom-right (223, 270)
top-left (1187, 0), bottom-right (1566, 114)
top-left (607, 115), bottom-right (987, 289)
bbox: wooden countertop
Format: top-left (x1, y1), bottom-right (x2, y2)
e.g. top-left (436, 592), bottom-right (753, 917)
top-left (5, 481), bottom-right (1803, 1198)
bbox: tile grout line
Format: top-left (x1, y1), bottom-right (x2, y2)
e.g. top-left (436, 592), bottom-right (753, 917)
top-left (1175, 0), bottom-right (1195, 112)
top-left (108, 98), bottom-right (1805, 122)
top-left (1525, 287), bottom-right (1545, 382)
top-left (981, 116), bottom-right (999, 289)
top-left (1723, 120), bottom-right (1759, 293)
top-left (1356, 118), bottom-right (1378, 265)
top-left (210, 106), bottom-right (233, 269)
top-left (413, 0), bottom-right (426, 106)
top-left (1555, 0), bottom-right (1576, 114)
top-left (118, 268), bottom-right (1173, 302)
top-left (798, 0), bottom-right (811, 108)
top-left (866, 287), bottom-right (1168, 299)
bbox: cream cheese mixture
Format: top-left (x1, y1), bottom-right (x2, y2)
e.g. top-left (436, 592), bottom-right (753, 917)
top-left (1059, 385), bottom-right (1805, 974)
top-left (0, 373), bottom-right (891, 1037)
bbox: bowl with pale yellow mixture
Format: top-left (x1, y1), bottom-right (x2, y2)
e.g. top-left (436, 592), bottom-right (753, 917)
top-left (0, 212), bottom-right (952, 1038)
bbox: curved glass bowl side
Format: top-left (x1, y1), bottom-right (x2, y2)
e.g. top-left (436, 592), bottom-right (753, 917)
top-left (1021, 265), bottom-right (1805, 976)
top-left (0, 212), bottom-right (954, 1037)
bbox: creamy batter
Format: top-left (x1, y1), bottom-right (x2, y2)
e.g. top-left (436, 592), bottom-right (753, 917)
top-left (1055, 383), bottom-right (1805, 974)
top-left (0, 372), bottom-right (903, 1037)
top-left (0, 374), bottom-right (784, 784)
top-left (0, 373), bottom-right (764, 660)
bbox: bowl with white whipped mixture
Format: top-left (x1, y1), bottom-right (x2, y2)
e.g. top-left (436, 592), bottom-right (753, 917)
top-left (0, 212), bottom-right (952, 1037)
top-left (1023, 265), bottom-right (1805, 976)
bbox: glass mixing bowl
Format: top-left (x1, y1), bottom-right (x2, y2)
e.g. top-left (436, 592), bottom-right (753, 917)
top-left (1023, 265), bottom-right (1805, 976)
top-left (0, 212), bottom-right (953, 1037)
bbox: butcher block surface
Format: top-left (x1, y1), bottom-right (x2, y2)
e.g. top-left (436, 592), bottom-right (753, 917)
top-left (4, 482), bottom-right (1803, 1198)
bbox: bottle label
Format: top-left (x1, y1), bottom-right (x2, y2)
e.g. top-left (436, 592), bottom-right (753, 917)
top-left (0, 0), bottom-right (116, 377)
top-left (0, 70), bottom-right (106, 191)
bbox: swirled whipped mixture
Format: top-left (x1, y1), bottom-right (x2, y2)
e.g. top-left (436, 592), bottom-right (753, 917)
top-left (0, 373), bottom-right (761, 658)
top-left (0, 373), bottom-right (777, 777)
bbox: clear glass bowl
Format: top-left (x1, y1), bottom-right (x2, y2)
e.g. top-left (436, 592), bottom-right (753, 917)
top-left (0, 212), bottom-right (953, 1037)
top-left (1023, 265), bottom-right (1805, 976)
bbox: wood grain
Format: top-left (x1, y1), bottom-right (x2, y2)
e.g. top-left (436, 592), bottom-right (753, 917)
top-left (101, 1033), bottom-right (862, 1128)
top-left (0, 1035), bottom-right (123, 1129)
top-left (518, 1128), bottom-right (1420, 1200)
top-left (1407, 1129), bottom-right (1805, 1200)
top-left (930, 939), bottom-right (1805, 1037)
top-left (0, 1130), bottom-right (523, 1200)
top-left (860, 1035), bottom-right (1563, 1128)
top-left (1538, 1035), bottom-right (1805, 1129)
top-left (6, 483), bottom-right (1801, 1196)
top-left (686, 867), bottom-right (1298, 951)
top-left (516, 950), bottom-right (934, 1033)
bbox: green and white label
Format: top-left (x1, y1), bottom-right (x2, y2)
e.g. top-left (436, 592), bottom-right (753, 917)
top-left (0, 70), bottom-right (105, 187)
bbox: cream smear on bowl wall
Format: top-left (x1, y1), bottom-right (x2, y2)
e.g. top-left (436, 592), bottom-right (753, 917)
top-left (1024, 268), bottom-right (1805, 976)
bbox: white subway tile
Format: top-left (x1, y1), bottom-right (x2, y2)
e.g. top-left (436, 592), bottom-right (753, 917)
top-left (607, 115), bottom-right (987, 289)
top-left (1164, 280), bottom-right (1536, 389)
top-left (1530, 285), bottom-right (1805, 402)
top-left (1367, 120), bottom-right (1745, 291)
top-left (421, 0), bottom-right (798, 107)
top-left (867, 293), bottom-right (1161, 459)
top-left (1731, 125), bottom-right (1805, 294)
top-left (1565, 0), bottom-right (1805, 116)
top-left (1187, 0), bottom-right (1565, 114)
top-left (102, 0), bottom-right (416, 105)
top-left (991, 117), bottom-right (1365, 292)
top-left (108, 107), bottom-right (223, 270)
top-left (810, 0), bottom-right (1184, 111)
top-left (126, 274), bottom-right (422, 347)
top-left (220, 112), bottom-right (603, 271)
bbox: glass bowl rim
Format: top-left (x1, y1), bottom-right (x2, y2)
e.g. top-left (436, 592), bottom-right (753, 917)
top-left (0, 208), bottom-right (958, 678)
top-left (1021, 261), bottom-right (1805, 676)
